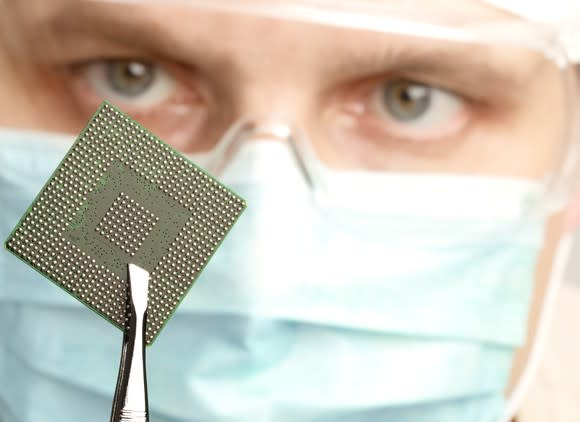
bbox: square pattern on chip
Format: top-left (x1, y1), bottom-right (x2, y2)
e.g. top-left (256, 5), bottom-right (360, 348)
top-left (96, 192), bottom-right (159, 256)
top-left (5, 102), bottom-right (246, 344)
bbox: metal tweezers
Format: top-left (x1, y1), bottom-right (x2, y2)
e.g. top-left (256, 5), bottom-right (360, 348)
top-left (110, 264), bottom-right (150, 422)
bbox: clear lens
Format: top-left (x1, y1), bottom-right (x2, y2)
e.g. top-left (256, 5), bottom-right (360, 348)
top-left (0, 0), bottom-right (577, 207)
top-left (318, 35), bottom-right (571, 181)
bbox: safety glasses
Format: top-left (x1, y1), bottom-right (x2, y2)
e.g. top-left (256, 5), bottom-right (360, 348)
top-left (1, 0), bottom-right (579, 215)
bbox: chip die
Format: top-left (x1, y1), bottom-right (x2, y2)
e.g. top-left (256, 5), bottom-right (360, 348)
top-left (5, 102), bottom-right (246, 344)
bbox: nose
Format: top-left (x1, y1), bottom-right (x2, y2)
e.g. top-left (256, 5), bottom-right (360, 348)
top-left (200, 116), bottom-right (313, 191)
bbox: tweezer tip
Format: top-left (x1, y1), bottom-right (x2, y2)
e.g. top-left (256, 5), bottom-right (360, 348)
top-left (128, 264), bottom-right (149, 312)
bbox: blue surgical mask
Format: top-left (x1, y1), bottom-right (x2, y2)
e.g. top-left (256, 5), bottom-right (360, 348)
top-left (0, 129), bottom-right (545, 422)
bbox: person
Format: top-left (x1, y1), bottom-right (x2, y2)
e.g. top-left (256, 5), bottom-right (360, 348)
top-left (0, 0), bottom-right (579, 421)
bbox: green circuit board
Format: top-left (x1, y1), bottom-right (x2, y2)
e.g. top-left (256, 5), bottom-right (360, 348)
top-left (5, 102), bottom-right (246, 344)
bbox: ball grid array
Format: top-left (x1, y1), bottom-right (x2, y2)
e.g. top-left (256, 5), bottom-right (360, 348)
top-left (96, 193), bottom-right (159, 256)
top-left (5, 102), bottom-right (246, 344)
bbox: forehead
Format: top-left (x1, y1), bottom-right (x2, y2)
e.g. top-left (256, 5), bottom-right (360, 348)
top-left (13, 0), bottom-right (513, 28)
top-left (2, 0), bottom-right (525, 72)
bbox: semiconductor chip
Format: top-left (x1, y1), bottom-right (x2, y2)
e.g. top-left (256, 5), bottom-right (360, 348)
top-left (5, 101), bottom-right (246, 344)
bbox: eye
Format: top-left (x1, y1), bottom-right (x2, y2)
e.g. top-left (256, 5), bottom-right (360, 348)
top-left (80, 59), bottom-right (175, 107)
top-left (106, 60), bottom-right (155, 97)
top-left (371, 79), bottom-right (464, 137)
top-left (382, 80), bottom-right (431, 121)
top-left (70, 58), bottom-right (218, 152)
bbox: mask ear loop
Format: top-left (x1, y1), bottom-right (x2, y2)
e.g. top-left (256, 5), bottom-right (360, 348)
top-left (499, 232), bottom-right (573, 422)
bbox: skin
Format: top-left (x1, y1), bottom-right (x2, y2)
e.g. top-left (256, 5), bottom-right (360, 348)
top-left (0, 0), bottom-right (577, 418)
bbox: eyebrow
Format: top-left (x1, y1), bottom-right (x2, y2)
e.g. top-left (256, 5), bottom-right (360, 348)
top-left (334, 40), bottom-right (542, 97)
top-left (25, 0), bottom-right (549, 99)
top-left (31, 2), bottom-right (238, 70)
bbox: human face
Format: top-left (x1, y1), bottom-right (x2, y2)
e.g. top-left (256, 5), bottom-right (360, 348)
top-left (0, 0), bottom-right (572, 176)
top-left (0, 0), bottom-right (578, 412)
